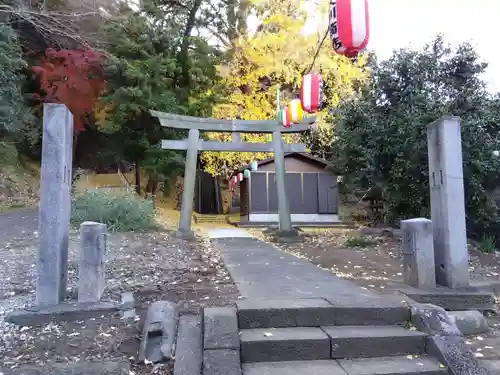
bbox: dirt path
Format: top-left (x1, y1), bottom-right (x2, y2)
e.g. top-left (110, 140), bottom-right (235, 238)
top-left (0, 209), bottom-right (38, 243)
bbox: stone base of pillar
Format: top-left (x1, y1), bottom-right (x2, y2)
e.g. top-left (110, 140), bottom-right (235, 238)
top-left (175, 229), bottom-right (197, 241)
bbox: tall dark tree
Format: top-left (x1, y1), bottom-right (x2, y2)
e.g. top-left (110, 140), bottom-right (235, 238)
top-left (97, 2), bottom-right (219, 194)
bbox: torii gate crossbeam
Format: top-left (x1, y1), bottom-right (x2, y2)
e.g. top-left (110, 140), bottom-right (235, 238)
top-left (152, 110), bottom-right (316, 239)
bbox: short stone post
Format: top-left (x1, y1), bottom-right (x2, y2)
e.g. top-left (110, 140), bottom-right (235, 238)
top-left (401, 218), bottom-right (436, 289)
top-left (78, 221), bottom-right (107, 303)
top-left (36, 104), bottom-right (73, 306)
top-left (427, 116), bottom-right (469, 288)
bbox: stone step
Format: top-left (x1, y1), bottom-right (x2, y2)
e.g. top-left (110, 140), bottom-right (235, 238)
top-left (322, 326), bottom-right (427, 359)
top-left (240, 327), bottom-right (331, 362)
top-left (236, 297), bottom-right (410, 329)
top-left (401, 290), bottom-right (495, 311)
top-left (237, 298), bottom-right (336, 328)
top-left (240, 326), bottom-right (426, 363)
top-left (242, 356), bottom-right (446, 375)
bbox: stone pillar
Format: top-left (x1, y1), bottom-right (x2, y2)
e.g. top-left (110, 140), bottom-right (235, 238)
top-left (427, 116), bottom-right (469, 288)
top-left (36, 104), bottom-right (73, 305)
top-left (272, 130), bottom-right (293, 233)
top-left (78, 221), bottom-right (107, 303)
top-left (401, 218), bottom-right (436, 289)
top-left (178, 129), bottom-right (199, 238)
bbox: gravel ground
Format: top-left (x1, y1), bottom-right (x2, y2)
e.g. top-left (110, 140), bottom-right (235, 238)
top-left (0, 229), bottom-right (239, 374)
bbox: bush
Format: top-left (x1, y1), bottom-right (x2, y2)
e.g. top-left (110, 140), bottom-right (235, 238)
top-left (330, 37), bottom-right (500, 236)
top-left (344, 236), bottom-right (378, 248)
top-left (477, 235), bottom-right (497, 254)
top-left (71, 189), bottom-right (156, 231)
top-left (0, 140), bottom-right (19, 167)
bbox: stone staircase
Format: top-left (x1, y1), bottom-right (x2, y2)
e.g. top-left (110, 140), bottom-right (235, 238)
top-left (235, 298), bottom-right (447, 375)
top-left (193, 214), bottom-right (229, 224)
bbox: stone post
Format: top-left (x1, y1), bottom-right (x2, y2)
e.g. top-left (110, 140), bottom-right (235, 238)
top-left (401, 218), bottom-right (436, 289)
top-left (36, 104), bottom-right (73, 305)
top-left (272, 130), bottom-right (293, 233)
top-left (427, 116), bottom-right (469, 288)
top-left (78, 221), bottom-right (107, 303)
top-left (178, 129), bottom-right (199, 239)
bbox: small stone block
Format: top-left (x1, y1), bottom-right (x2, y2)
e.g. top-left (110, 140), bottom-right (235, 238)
top-left (410, 303), bottom-right (462, 336)
top-left (139, 301), bottom-right (179, 363)
top-left (401, 218), bottom-right (436, 289)
top-left (204, 307), bottom-right (239, 349)
top-left (242, 360), bottom-right (348, 375)
top-left (174, 315), bottom-right (202, 375)
top-left (448, 310), bottom-right (489, 335)
top-left (6, 302), bottom-right (120, 326)
top-left (203, 349), bottom-right (242, 375)
top-left (240, 327), bottom-right (330, 362)
top-left (78, 221), bottom-right (107, 303)
top-left (121, 292), bottom-right (135, 320)
top-left (236, 298), bottom-right (335, 328)
top-left (323, 325), bottom-right (426, 358)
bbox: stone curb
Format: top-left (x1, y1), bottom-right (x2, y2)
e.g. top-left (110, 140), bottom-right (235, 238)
top-left (202, 307), bottom-right (241, 375)
top-left (6, 301), bottom-right (121, 326)
top-left (0, 360), bottom-right (130, 374)
top-left (174, 314), bottom-right (203, 375)
top-left (411, 303), bottom-right (493, 375)
top-left (203, 307), bottom-right (239, 350)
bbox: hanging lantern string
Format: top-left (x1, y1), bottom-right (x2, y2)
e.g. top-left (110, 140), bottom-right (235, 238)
top-left (302, 27), bottom-right (330, 76)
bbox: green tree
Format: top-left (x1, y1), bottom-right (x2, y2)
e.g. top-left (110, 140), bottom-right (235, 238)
top-left (200, 0), bottom-right (367, 178)
top-left (97, 3), bottom-right (220, 194)
top-left (0, 25), bottom-right (28, 133)
top-left (331, 36), bottom-right (500, 236)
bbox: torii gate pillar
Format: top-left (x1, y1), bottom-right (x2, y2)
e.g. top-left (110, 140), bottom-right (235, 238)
top-left (152, 111), bottom-right (316, 239)
top-left (178, 129), bottom-right (200, 239)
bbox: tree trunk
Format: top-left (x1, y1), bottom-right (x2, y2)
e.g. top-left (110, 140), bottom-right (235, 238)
top-left (179, 0), bottom-right (203, 89)
top-left (71, 132), bottom-right (80, 183)
top-left (145, 176), bottom-right (158, 194)
top-left (135, 159), bottom-right (141, 195)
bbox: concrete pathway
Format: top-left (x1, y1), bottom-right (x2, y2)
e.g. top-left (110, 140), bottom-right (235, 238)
top-left (207, 228), bottom-right (254, 239)
top-left (209, 229), bottom-right (378, 299)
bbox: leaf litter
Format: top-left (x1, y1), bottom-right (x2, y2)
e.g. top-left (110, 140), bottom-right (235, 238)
top-left (0, 230), bottom-right (239, 375)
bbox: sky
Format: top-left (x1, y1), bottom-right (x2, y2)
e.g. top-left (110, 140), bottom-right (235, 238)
top-left (247, 0), bottom-right (500, 92)
top-left (366, 0), bottom-right (500, 92)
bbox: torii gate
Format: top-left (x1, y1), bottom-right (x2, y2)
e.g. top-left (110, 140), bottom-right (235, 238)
top-left (151, 110), bottom-right (316, 239)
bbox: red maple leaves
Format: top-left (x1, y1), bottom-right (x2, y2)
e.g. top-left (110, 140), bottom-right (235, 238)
top-left (32, 48), bottom-right (106, 133)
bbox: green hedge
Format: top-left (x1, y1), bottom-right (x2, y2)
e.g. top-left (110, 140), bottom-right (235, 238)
top-left (71, 189), bottom-right (156, 231)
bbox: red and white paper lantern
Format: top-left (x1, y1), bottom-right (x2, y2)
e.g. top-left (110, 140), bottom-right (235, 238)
top-left (232, 176), bottom-right (238, 185)
top-left (280, 107), bottom-right (291, 128)
top-left (300, 73), bottom-right (323, 113)
top-left (329, 0), bottom-right (369, 57)
top-left (238, 172), bottom-right (244, 182)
